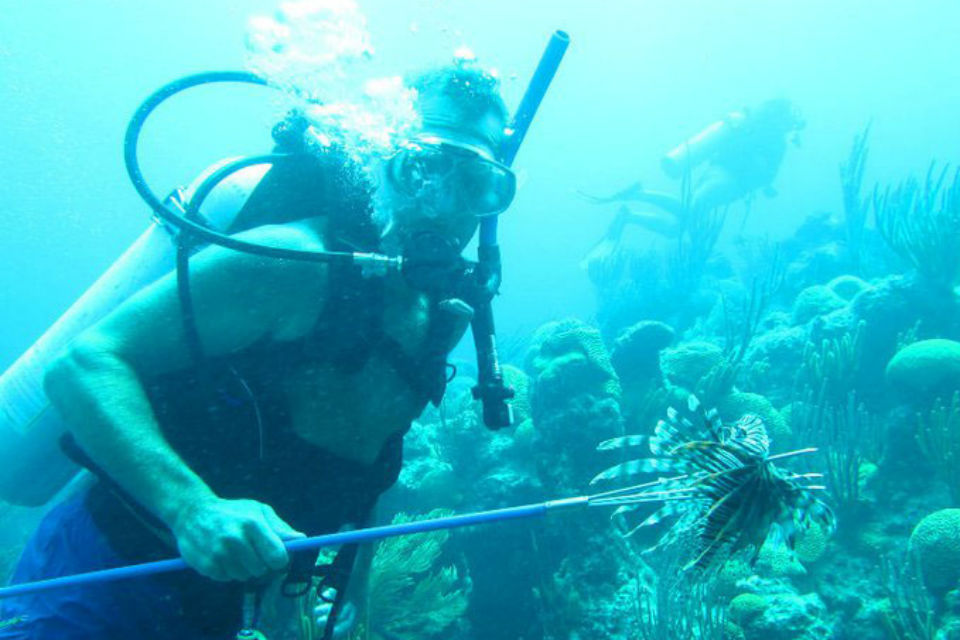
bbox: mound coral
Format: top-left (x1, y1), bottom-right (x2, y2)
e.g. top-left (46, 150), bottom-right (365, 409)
top-left (660, 341), bottom-right (724, 390)
top-left (886, 339), bottom-right (960, 401)
top-left (729, 592), bottom-right (769, 627)
top-left (908, 509), bottom-right (960, 598)
top-left (791, 285), bottom-right (846, 325)
top-left (730, 590), bottom-right (832, 640)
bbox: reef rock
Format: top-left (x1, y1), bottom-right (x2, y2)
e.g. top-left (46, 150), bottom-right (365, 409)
top-left (524, 318), bottom-right (622, 491)
top-left (744, 325), bottom-right (808, 406)
top-left (525, 318), bottom-right (621, 420)
top-left (827, 274), bottom-right (872, 301)
top-left (610, 320), bottom-right (675, 385)
top-left (730, 587), bottom-right (833, 640)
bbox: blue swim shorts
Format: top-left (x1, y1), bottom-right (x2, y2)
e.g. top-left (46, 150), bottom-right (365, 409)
top-left (0, 492), bottom-right (238, 640)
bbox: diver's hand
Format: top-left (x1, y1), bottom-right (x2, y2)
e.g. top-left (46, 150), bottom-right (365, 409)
top-left (314, 588), bottom-right (357, 639)
top-left (170, 497), bottom-right (305, 582)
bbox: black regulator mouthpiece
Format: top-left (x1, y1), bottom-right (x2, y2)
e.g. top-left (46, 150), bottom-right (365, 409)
top-left (401, 231), bottom-right (468, 296)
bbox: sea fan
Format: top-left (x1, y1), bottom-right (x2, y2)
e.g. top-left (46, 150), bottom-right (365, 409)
top-left (590, 395), bottom-right (835, 573)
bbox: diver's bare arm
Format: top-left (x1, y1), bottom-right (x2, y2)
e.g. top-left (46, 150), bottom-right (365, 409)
top-left (44, 224), bottom-right (328, 528)
top-left (45, 341), bottom-right (214, 523)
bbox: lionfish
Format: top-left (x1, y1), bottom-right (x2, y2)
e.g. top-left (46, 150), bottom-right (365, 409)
top-left (589, 395), bottom-right (835, 573)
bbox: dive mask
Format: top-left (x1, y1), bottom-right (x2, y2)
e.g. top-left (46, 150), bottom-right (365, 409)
top-left (387, 135), bottom-right (516, 218)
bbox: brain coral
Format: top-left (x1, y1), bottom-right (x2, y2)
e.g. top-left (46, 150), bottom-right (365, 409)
top-left (909, 508), bottom-right (960, 597)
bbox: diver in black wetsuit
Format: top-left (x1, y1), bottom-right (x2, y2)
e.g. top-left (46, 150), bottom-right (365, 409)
top-left (0, 61), bottom-right (516, 640)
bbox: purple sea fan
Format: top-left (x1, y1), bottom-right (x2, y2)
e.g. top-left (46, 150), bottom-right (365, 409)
top-left (589, 395), bottom-right (835, 573)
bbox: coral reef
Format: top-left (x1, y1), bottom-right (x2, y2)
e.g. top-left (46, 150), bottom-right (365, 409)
top-left (524, 318), bottom-right (623, 492)
top-left (187, 129), bottom-right (960, 640)
top-left (610, 320), bottom-right (676, 433)
top-left (525, 318), bottom-right (621, 420)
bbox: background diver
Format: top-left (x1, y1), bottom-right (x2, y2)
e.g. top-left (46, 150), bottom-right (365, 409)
top-left (582, 98), bottom-right (805, 257)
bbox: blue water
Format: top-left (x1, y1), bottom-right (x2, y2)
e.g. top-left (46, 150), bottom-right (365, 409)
top-left (3, 1), bottom-right (958, 367)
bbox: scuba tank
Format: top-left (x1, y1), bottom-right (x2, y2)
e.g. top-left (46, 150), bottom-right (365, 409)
top-left (660, 110), bottom-right (746, 180)
top-left (0, 160), bottom-right (270, 506)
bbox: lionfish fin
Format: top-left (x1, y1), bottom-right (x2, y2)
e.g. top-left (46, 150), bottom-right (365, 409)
top-left (596, 434), bottom-right (647, 451)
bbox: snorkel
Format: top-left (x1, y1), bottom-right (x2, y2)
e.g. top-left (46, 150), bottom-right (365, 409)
top-left (122, 30), bottom-right (569, 428)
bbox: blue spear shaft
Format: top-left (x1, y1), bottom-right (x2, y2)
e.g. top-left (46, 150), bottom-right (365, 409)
top-left (0, 497), bottom-right (589, 600)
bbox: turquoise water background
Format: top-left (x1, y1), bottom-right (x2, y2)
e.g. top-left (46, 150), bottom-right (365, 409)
top-left (1, 0), bottom-right (958, 367)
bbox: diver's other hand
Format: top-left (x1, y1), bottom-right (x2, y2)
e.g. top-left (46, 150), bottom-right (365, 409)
top-left (170, 497), bottom-right (305, 582)
top-left (314, 588), bottom-right (357, 639)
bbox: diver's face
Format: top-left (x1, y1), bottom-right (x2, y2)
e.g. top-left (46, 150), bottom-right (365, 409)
top-left (386, 103), bottom-right (513, 251)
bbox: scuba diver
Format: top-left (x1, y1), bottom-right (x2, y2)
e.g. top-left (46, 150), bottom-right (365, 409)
top-left (0, 61), bottom-right (516, 639)
top-left (582, 98), bottom-right (804, 246)
top-left (579, 99), bottom-right (802, 339)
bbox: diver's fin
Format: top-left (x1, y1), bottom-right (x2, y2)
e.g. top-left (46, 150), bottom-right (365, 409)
top-left (577, 181), bottom-right (645, 204)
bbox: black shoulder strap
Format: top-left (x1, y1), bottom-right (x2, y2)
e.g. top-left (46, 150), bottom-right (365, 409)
top-left (306, 260), bottom-right (385, 375)
top-left (375, 302), bottom-right (452, 407)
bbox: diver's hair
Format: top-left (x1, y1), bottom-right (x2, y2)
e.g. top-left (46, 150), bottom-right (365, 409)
top-left (227, 111), bottom-right (381, 250)
top-left (407, 59), bottom-right (509, 126)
